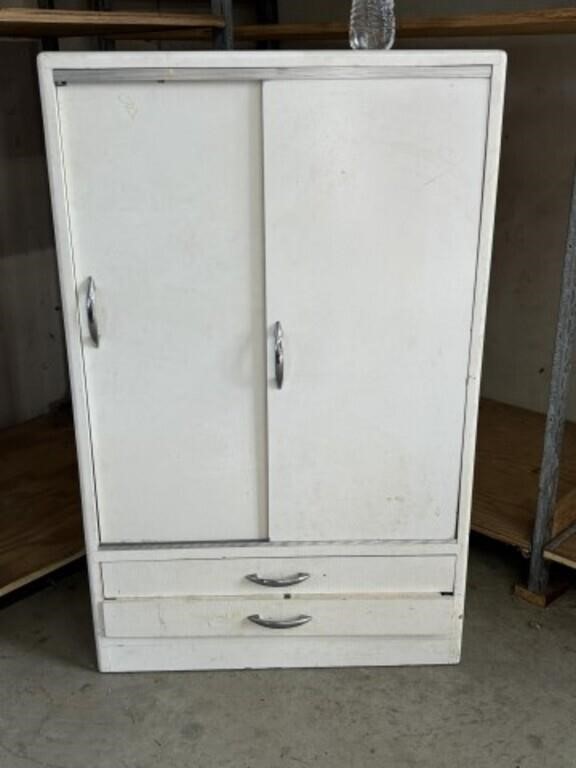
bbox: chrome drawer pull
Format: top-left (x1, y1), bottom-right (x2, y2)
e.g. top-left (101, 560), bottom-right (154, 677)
top-left (86, 276), bottom-right (99, 347)
top-left (274, 321), bottom-right (284, 389)
top-left (245, 572), bottom-right (310, 588)
top-left (247, 614), bottom-right (312, 630)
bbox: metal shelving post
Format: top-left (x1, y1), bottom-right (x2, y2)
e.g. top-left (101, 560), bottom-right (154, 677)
top-left (211, 0), bottom-right (233, 49)
top-left (527, 166), bottom-right (576, 597)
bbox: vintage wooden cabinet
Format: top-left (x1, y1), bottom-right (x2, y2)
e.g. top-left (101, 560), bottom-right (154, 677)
top-left (39, 51), bottom-right (505, 671)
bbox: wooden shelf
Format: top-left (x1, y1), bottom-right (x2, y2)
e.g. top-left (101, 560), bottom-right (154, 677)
top-left (235, 9), bottom-right (576, 43)
top-left (0, 412), bottom-right (84, 597)
top-left (543, 487), bottom-right (576, 569)
top-left (3, 7), bottom-right (575, 42)
top-left (546, 530), bottom-right (576, 569)
top-left (0, 8), bottom-right (223, 39)
top-left (472, 399), bottom-right (576, 555)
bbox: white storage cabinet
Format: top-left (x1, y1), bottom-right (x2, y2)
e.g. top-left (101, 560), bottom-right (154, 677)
top-left (39, 51), bottom-right (505, 672)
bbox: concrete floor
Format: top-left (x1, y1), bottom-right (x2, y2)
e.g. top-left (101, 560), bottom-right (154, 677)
top-left (1, 540), bottom-right (576, 768)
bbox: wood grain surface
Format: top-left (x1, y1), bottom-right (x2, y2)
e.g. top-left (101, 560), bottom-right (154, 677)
top-left (235, 9), bottom-right (576, 42)
top-left (0, 8), bottom-right (223, 38)
top-left (0, 411), bottom-right (83, 596)
top-left (472, 399), bottom-right (576, 553)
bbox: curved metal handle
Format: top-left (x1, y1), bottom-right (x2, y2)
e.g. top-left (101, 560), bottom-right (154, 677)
top-left (274, 321), bottom-right (284, 389)
top-left (245, 572), bottom-right (310, 588)
top-left (247, 614), bottom-right (312, 630)
top-left (86, 277), bottom-right (99, 347)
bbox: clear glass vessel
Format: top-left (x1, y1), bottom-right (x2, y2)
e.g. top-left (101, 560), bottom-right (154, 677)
top-left (349, 0), bottom-right (396, 50)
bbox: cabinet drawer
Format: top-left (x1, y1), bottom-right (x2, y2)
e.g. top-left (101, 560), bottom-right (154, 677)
top-left (102, 595), bottom-right (455, 638)
top-left (101, 556), bottom-right (455, 598)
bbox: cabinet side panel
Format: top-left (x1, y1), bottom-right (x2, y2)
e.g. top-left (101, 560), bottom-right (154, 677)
top-left (454, 60), bottom-right (506, 607)
top-left (38, 58), bottom-right (106, 667)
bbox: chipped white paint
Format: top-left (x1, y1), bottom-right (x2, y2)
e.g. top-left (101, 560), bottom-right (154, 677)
top-left (38, 51), bottom-right (505, 671)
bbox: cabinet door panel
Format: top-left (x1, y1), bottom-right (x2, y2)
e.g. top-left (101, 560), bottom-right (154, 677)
top-left (264, 78), bottom-right (489, 541)
top-left (58, 81), bottom-right (267, 543)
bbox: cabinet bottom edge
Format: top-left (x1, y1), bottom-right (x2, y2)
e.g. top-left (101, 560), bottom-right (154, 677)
top-left (96, 634), bottom-right (462, 672)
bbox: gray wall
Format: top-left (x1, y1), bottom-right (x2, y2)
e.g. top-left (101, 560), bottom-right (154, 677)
top-left (482, 34), bottom-right (576, 416)
top-left (0, 41), bottom-right (67, 427)
top-left (2, 0), bottom-right (576, 426)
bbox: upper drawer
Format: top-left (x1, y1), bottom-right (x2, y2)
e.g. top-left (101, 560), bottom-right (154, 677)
top-left (101, 555), bottom-right (455, 598)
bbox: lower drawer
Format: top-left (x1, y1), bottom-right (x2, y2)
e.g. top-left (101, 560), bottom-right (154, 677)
top-left (101, 555), bottom-right (455, 598)
top-left (102, 595), bottom-right (455, 638)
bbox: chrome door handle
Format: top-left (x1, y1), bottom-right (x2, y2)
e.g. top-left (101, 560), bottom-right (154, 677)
top-left (247, 614), bottom-right (312, 630)
top-left (86, 277), bottom-right (99, 347)
top-left (245, 572), bottom-right (310, 588)
top-left (274, 321), bottom-right (284, 389)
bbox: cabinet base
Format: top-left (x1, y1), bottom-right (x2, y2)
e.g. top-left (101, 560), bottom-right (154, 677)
top-left (97, 635), bottom-right (462, 672)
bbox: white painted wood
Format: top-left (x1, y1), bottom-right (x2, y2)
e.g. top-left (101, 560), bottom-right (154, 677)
top-left (264, 77), bottom-right (490, 542)
top-left (99, 634), bottom-right (461, 672)
top-left (103, 594), bottom-right (455, 638)
top-left (96, 539), bottom-right (459, 561)
top-left (101, 555), bottom-right (455, 597)
top-left (38, 51), bottom-right (506, 672)
top-left (56, 80), bottom-right (267, 543)
top-left (39, 58), bottom-right (109, 672)
top-left (39, 49), bottom-right (505, 73)
top-left (453, 58), bottom-right (507, 614)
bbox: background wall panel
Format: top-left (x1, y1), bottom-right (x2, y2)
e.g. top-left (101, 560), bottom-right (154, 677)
top-left (2, 1), bottom-right (576, 425)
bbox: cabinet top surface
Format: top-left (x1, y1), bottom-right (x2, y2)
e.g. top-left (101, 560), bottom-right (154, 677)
top-left (38, 49), bottom-right (506, 76)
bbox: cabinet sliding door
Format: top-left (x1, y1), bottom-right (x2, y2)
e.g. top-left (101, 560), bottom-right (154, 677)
top-left (58, 80), bottom-right (267, 543)
top-left (263, 76), bottom-right (490, 542)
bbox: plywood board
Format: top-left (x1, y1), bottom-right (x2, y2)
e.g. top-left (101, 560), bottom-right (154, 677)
top-left (0, 412), bottom-right (84, 596)
top-left (0, 8), bottom-right (222, 38)
top-left (234, 9), bottom-right (576, 43)
top-left (545, 531), bottom-right (576, 569)
top-left (472, 399), bottom-right (576, 552)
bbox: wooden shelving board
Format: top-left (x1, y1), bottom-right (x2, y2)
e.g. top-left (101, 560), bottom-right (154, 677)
top-left (3, 7), bottom-right (575, 41)
top-left (0, 8), bottom-right (223, 38)
top-left (544, 485), bottom-right (576, 569)
top-left (234, 8), bottom-right (576, 43)
top-left (545, 530), bottom-right (576, 569)
top-left (472, 399), bottom-right (576, 557)
top-left (0, 412), bottom-right (83, 597)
